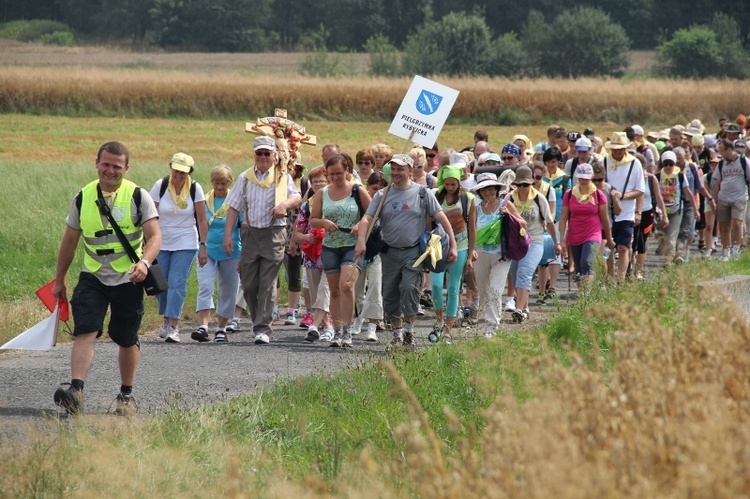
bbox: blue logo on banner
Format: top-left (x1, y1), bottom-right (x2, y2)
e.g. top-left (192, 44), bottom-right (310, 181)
top-left (416, 90), bottom-right (443, 115)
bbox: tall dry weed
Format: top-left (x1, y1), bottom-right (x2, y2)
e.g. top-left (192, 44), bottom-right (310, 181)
top-left (2, 66), bottom-right (749, 123)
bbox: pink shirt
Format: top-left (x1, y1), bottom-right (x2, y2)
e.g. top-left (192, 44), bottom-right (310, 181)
top-left (562, 190), bottom-right (606, 246)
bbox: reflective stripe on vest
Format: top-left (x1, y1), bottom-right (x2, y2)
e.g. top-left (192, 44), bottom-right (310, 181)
top-left (80, 179), bottom-right (142, 273)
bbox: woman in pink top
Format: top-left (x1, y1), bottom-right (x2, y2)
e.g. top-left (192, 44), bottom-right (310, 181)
top-left (558, 163), bottom-right (615, 292)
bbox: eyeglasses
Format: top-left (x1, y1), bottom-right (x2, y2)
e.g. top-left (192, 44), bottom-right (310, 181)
top-left (502, 156), bottom-right (516, 161)
top-left (534, 175), bottom-right (543, 180)
top-left (357, 161), bottom-right (371, 165)
top-left (255, 151), bottom-right (272, 157)
top-left (592, 178), bottom-right (604, 182)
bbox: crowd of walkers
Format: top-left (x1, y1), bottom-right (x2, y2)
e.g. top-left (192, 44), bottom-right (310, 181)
top-left (51, 115), bottom-right (750, 414)
top-left (150, 116), bottom-right (750, 346)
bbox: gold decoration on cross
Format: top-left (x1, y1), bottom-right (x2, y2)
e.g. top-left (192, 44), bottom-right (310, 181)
top-left (246, 109), bottom-right (317, 206)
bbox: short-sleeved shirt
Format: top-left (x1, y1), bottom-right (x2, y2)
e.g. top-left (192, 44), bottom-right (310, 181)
top-left (66, 185), bottom-right (158, 286)
top-left (225, 167), bottom-right (300, 228)
top-left (149, 178), bottom-right (206, 251)
top-left (562, 189), bottom-right (607, 246)
top-left (204, 194), bottom-right (241, 261)
top-left (504, 190), bottom-right (554, 244)
top-left (439, 192), bottom-right (475, 251)
top-left (713, 156), bottom-right (750, 203)
top-left (604, 155), bottom-right (645, 222)
top-left (366, 182), bottom-right (441, 248)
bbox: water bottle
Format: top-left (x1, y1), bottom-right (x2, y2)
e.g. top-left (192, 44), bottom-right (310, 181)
top-left (602, 247), bottom-right (612, 259)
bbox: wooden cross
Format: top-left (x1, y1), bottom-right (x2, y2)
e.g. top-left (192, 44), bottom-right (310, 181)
top-left (246, 109), bottom-right (317, 206)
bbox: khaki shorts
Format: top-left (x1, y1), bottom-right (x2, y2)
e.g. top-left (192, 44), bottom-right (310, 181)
top-left (716, 199), bottom-right (747, 223)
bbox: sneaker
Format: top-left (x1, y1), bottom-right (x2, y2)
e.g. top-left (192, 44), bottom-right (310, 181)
top-left (462, 307), bottom-right (471, 319)
top-left (673, 255), bottom-right (684, 264)
top-left (505, 297), bottom-right (516, 312)
top-left (417, 304), bottom-right (425, 316)
top-left (341, 330), bottom-right (353, 347)
top-left (484, 325), bottom-right (496, 338)
top-left (732, 245), bottom-right (741, 259)
top-left (636, 271), bottom-right (645, 281)
top-left (300, 312), bottom-right (314, 328)
top-left (545, 288), bottom-right (557, 300)
top-left (226, 318), bottom-right (241, 332)
top-left (364, 323), bottom-right (378, 342)
top-left (704, 249), bottom-right (714, 259)
top-left (511, 309), bottom-right (525, 323)
top-left (428, 323), bottom-right (444, 343)
top-left (158, 317), bottom-right (170, 338)
top-left (350, 316), bottom-right (365, 335)
top-left (386, 329), bottom-right (404, 352)
top-left (443, 333), bottom-right (453, 345)
top-left (403, 330), bottom-right (415, 351)
top-left (535, 294), bottom-right (546, 306)
top-left (420, 291), bottom-right (434, 308)
top-left (165, 326), bottom-right (181, 343)
top-left (191, 325), bottom-right (210, 343)
top-left (721, 250), bottom-right (730, 262)
top-left (304, 326), bottom-right (320, 343)
top-left (330, 330), bottom-right (343, 348)
top-left (214, 331), bottom-right (228, 343)
top-left (320, 325), bottom-right (335, 342)
top-left (54, 385), bottom-right (83, 415)
top-left (272, 310), bottom-right (280, 323)
top-left (254, 332), bottom-right (270, 344)
top-left (113, 392), bottom-right (137, 416)
top-left (284, 311), bottom-right (297, 326)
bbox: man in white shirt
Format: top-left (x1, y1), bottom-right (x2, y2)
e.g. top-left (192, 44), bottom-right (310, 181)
top-left (604, 132), bottom-right (645, 284)
top-left (223, 136), bottom-right (301, 344)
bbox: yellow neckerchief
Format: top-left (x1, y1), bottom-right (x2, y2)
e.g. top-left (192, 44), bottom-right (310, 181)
top-left (608, 151), bottom-right (636, 169)
top-left (101, 189), bottom-right (119, 207)
top-left (167, 176), bottom-right (191, 212)
top-left (546, 168), bottom-right (564, 182)
top-left (661, 167), bottom-right (679, 181)
top-left (511, 186), bottom-right (539, 213)
top-left (245, 166), bottom-right (274, 188)
top-left (572, 184), bottom-right (597, 205)
top-left (536, 180), bottom-right (550, 197)
top-left (206, 189), bottom-right (230, 225)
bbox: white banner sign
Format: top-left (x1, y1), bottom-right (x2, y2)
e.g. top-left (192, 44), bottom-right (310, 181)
top-left (388, 75), bottom-right (460, 148)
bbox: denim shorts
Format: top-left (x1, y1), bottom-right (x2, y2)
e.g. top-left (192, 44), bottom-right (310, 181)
top-left (321, 245), bottom-right (363, 274)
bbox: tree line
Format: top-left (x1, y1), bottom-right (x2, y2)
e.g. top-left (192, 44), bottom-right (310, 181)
top-left (2, 0), bottom-right (749, 78)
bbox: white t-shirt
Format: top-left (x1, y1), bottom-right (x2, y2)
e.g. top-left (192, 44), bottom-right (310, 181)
top-left (150, 178), bottom-right (206, 251)
top-left (605, 156), bottom-right (645, 222)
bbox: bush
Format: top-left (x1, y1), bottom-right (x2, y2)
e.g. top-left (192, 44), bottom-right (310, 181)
top-left (364, 34), bottom-right (403, 77)
top-left (487, 33), bottom-right (533, 78)
top-left (658, 26), bottom-right (726, 78)
top-left (402, 12), bottom-right (492, 77)
top-left (520, 7), bottom-right (630, 78)
top-left (0, 20), bottom-right (75, 44)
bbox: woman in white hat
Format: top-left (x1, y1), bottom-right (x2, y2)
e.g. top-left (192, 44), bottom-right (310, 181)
top-left (471, 172), bottom-right (524, 337)
top-left (150, 153), bottom-right (209, 343)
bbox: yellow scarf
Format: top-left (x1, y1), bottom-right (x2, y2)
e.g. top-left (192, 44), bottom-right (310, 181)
top-left (512, 187), bottom-right (539, 213)
top-left (246, 167), bottom-right (274, 188)
top-left (101, 189), bottom-right (118, 207)
top-left (206, 189), bottom-right (230, 225)
top-left (608, 152), bottom-right (636, 169)
top-left (167, 176), bottom-right (191, 212)
top-left (661, 167), bottom-right (679, 181)
top-left (571, 185), bottom-right (597, 205)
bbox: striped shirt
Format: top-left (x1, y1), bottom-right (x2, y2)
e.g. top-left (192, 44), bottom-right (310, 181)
top-left (226, 167), bottom-right (300, 228)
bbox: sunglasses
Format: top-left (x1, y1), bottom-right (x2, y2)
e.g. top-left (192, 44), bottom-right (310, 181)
top-left (534, 175), bottom-right (543, 180)
top-left (255, 151), bottom-right (272, 157)
top-left (502, 156), bottom-right (516, 161)
top-left (516, 183), bottom-right (531, 187)
top-left (357, 161), bottom-right (371, 165)
top-left (425, 153), bottom-right (437, 158)
top-left (592, 178), bottom-right (604, 182)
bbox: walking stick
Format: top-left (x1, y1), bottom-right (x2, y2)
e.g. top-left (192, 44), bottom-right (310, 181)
top-left (347, 130), bottom-right (417, 283)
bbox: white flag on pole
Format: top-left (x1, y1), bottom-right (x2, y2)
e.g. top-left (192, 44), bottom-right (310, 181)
top-left (1, 305), bottom-right (59, 351)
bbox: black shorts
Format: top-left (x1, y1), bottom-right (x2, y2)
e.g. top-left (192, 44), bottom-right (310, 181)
top-left (612, 220), bottom-right (635, 248)
top-left (70, 272), bottom-right (144, 348)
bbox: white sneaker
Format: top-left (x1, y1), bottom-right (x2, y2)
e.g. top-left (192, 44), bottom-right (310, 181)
top-left (484, 325), bottom-right (496, 338)
top-left (320, 326), bottom-right (335, 342)
top-left (158, 317), bottom-right (170, 338)
top-left (350, 316), bottom-right (365, 335)
top-left (165, 326), bottom-right (180, 343)
top-left (254, 333), bottom-right (270, 344)
top-left (364, 323), bottom-right (378, 342)
top-left (732, 245), bottom-right (741, 259)
top-left (417, 304), bottom-right (425, 316)
top-left (505, 297), bottom-right (516, 312)
top-left (226, 318), bottom-right (241, 332)
top-left (304, 326), bottom-right (320, 343)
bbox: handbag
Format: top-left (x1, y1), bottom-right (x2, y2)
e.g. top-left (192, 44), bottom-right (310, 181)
top-left (94, 186), bottom-right (168, 296)
top-left (500, 211), bottom-right (531, 261)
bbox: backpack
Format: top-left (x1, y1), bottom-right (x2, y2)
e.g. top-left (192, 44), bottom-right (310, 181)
top-left (158, 175), bottom-right (200, 232)
top-left (717, 155), bottom-right (750, 186)
top-left (418, 185), bottom-right (451, 273)
top-left (500, 207), bottom-right (531, 262)
top-left (351, 183), bottom-right (382, 262)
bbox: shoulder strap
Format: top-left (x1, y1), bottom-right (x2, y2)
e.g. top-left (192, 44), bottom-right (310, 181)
top-left (742, 156), bottom-right (750, 186)
top-left (190, 180), bottom-right (196, 201)
top-left (570, 157), bottom-right (579, 179)
top-left (533, 194), bottom-right (545, 224)
top-left (460, 191), bottom-right (469, 223)
top-left (621, 160), bottom-right (636, 194)
top-left (351, 183), bottom-right (363, 217)
top-left (77, 187), bottom-right (143, 225)
top-left (158, 175), bottom-right (170, 199)
top-left (93, 184), bottom-right (140, 264)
